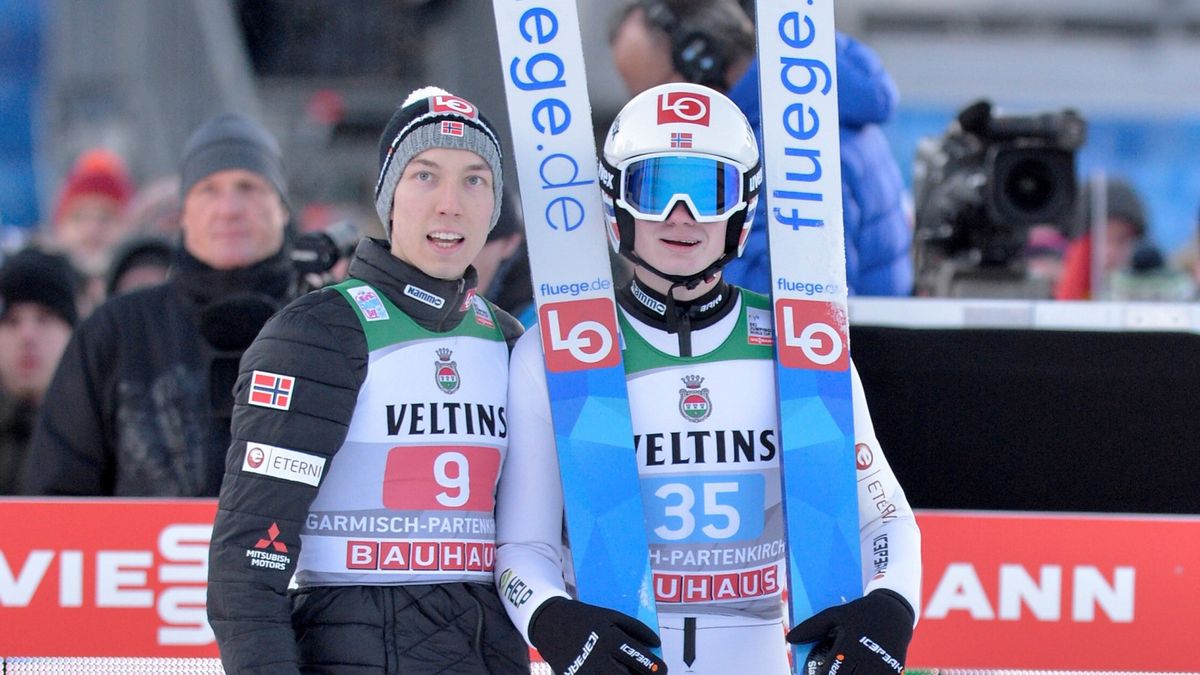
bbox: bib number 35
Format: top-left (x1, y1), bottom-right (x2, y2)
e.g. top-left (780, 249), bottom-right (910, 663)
top-left (643, 474), bottom-right (765, 544)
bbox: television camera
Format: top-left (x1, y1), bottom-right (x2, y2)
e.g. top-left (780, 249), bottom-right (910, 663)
top-left (912, 99), bottom-right (1086, 297)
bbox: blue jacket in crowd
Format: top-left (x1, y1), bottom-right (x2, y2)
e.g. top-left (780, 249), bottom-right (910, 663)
top-left (723, 34), bottom-right (913, 296)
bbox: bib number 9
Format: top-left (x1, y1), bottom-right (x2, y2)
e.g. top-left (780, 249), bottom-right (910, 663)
top-left (433, 451), bottom-right (470, 507)
top-left (383, 445), bottom-right (501, 512)
top-left (644, 474), bottom-right (764, 544)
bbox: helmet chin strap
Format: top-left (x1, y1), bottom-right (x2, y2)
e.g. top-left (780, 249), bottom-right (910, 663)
top-left (624, 249), bottom-right (729, 294)
top-left (626, 249), bottom-right (732, 358)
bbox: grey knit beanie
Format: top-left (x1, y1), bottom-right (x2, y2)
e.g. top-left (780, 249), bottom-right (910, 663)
top-left (374, 87), bottom-right (504, 237)
top-left (179, 112), bottom-right (288, 205)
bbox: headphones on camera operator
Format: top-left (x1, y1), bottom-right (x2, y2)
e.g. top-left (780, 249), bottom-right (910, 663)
top-left (640, 0), bottom-right (730, 91)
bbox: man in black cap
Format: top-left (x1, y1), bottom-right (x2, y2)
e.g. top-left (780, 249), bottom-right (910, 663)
top-left (207, 87), bottom-right (528, 674)
top-left (0, 248), bottom-right (79, 494)
top-left (22, 112), bottom-right (300, 496)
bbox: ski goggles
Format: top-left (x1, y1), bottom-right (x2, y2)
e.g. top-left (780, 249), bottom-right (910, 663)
top-left (617, 154), bottom-right (750, 223)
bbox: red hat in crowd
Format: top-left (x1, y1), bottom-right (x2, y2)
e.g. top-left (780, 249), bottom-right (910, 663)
top-left (53, 149), bottom-right (134, 225)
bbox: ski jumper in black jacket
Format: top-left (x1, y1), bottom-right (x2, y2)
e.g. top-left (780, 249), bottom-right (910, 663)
top-left (207, 238), bottom-right (528, 674)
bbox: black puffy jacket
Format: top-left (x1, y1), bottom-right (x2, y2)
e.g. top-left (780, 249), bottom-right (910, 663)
top-left (23, 247), bottom-right (297, 496)
top-left (207, 238), bottom-right (528, 674)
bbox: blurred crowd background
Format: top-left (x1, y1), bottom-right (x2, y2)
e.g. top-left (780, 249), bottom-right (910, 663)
top-left (4, 1), bottom-right (1200, 296)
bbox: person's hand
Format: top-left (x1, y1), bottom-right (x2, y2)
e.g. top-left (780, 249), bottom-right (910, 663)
top-left (786, 589), bottom-right (914, 675)
top-left (529, 597), bottom-right (666, 674)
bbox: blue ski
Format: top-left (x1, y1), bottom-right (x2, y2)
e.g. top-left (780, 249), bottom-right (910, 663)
top-left (492, 0), bottom-right (659, 634)
top-left (754, 1), bottom-right (862, 669)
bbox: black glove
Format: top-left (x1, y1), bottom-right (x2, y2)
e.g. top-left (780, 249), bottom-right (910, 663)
top-left (529, 596), bottom-right (667, 674)
top-left (786, 589), bottom-right (914, 675)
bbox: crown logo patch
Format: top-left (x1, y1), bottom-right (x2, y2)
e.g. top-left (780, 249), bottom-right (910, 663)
top-left (678, 375), bottom-right (711, 423)
top-left (435, 348), bottom-right (460, 394)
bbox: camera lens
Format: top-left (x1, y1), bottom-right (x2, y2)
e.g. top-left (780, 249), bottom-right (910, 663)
top-left (988, 147), bottom-right (1075, 226)
top-left (1004, 158), bottom-right (1055, 212)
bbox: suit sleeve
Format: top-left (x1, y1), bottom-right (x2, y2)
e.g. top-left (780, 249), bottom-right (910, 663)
top-left (21, 305), bottom-right (120, 495)
top-left (850, 361), bottom-right (923, 622)
top-left (493, 327), bottom-right (570, 644)
top-left (206, 290), bottom-right (367, 674)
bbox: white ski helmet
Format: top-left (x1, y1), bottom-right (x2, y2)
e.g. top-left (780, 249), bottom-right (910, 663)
top-left (600, 82), bottom-right (761, 285)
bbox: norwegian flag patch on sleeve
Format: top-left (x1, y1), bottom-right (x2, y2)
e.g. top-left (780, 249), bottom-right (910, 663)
top-left (249, 370), bottom-right (296, 411)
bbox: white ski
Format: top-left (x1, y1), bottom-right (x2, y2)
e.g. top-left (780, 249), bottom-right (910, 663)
top-left (754, 1), bottom-right (862, 670)
top-left (492, 0), bottom-right (660, 634)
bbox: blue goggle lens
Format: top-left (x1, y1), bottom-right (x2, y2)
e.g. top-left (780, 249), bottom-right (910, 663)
top-left (622, 156), bottom-right (743, 220)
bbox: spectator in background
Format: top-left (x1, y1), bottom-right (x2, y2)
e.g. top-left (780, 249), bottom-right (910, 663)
top-left (0, 248), bottom-right (79, 494)
top-left (126, 174), bottom-right (183, 239)
top-left (22, 112), bottom-right (299, 497)
top-left (47, 148), bottom-right (137, 311)
top-left (609, 0), bottom-right (913, 296)
top-left (104, 234), bottom-right (174, 296)
top-left (1054, 177), bottom-right (1147, 300)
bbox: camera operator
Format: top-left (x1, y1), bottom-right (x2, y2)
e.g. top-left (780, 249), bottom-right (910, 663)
top-left (1054, 176), bottom-right (1148, 300)
top-left (913, 100), bottom-right (1086, 298)
top-left (22, 112), bottom-right (301, 497)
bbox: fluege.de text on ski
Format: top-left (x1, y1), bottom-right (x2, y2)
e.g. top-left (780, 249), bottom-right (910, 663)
top-left (771, 11), bottom-right (836, 231)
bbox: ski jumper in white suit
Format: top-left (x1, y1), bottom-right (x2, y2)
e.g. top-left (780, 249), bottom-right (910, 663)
top-left (495, 279), bottom-right (922, 674)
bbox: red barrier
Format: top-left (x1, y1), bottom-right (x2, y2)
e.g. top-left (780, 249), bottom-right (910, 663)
top-left (909, 511), bottom-right (1200, 671)
top-left (0, 500), bottom-right (217, 657)
top-left (2, 501), bottom-right (1199, 670)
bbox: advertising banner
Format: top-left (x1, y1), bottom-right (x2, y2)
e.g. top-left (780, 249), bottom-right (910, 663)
top-left (3, 502), bottom-right (1198, 671)
top-left (909, 511), bottom-right (1200, 671)
top-left (0, 500), bottom-right (218, 657)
